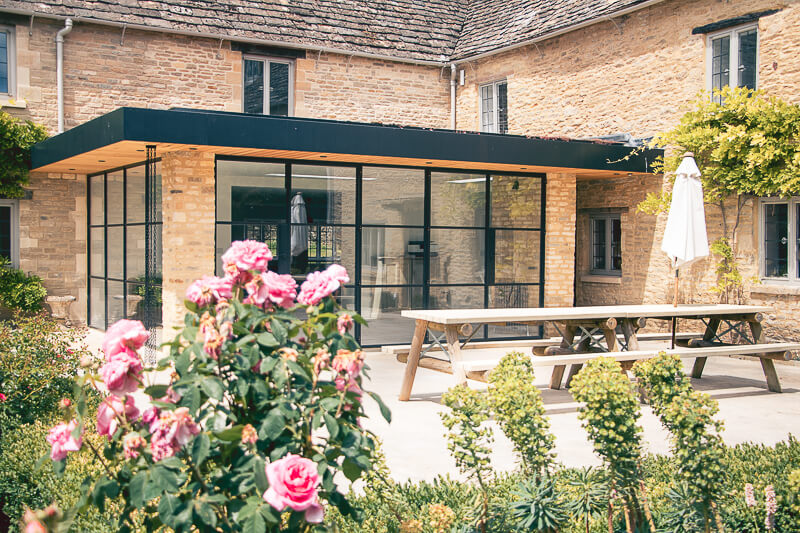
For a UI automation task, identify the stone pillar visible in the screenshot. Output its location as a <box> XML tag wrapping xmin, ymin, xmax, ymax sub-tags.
<box><xmin>161</xmin><ymin>151</ymin><xmax>216</xmax><ymax>336</ymax></box>
<box><xmin>544</xmin><ymin>173</ymin><xmax>577</xmax><ymax>308</ymax></box>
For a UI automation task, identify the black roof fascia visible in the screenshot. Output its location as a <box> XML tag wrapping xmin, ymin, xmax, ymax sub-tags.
<box><xmin>692</xmin><ymin>9</ymin><xmax>779</xmax><ymax>34</ymax></box>
<box><xmin>32</xmin><ymin>107</ymin><xmax>661</xmax><ymax>174</ymax></box>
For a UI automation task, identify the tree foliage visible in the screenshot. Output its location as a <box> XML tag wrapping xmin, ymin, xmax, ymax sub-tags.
<box><xmin>0</xmin><ymin>110</ymin><xmax>48</xmax><ymax>199</ymax></box>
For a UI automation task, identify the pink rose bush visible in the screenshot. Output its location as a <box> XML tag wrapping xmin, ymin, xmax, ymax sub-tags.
<box><xmin>41</xmin><ymin>240</ymin><xmax>387</xmax><ymax>532</ymax></box>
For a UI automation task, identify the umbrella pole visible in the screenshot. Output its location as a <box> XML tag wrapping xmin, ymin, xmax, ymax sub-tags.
<box><xmin>671</xmin><ymin>268</ymin><xmax>678</xmax><ymax>348</ymax></box>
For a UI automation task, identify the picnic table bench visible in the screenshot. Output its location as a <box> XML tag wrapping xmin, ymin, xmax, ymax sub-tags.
<box><xmin>397</xmin><ymin>304</ymin><xmax>800</xmax><ymax>400</ymax></box>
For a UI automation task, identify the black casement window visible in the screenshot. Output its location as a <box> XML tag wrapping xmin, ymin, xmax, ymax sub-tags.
<box><xmin>590</xmin><ymin>213</ymin><xmax>621</xmax><ymax>275</ymax></box>
<box><xmin>0</xmin><ymin>25</ymin><xmax>15</xmax><ymax>95</ymax></box>
<box><xmin>480</xmin><ymin>81</ymin><xmax>508</xmax><ymax>134</ymax></box>
<box><xmin>707</xmin><ymin>24</ymin><xmax>757</xmax><ymax>102</ymax></box>
<box><xmin>243</xmin><ymin>57</ymin><xmax>293</xmax><ymax>116</ymax></box>
<box><xmin>761</xmin><ymin>199</ymin><xmax>800</xmax><ymax>282</ymax></box>
<box><xmin>0</xmin><ymin>200</ymin><xmax>18</xmax><ymax>266</ymax></box>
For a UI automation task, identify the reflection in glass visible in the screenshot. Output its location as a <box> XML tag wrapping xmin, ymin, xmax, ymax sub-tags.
<box><xmin>126</xmin><ymin>166</ymin><xmax>145</xmax><ymax>224</ymax></box>
<box><xmin>360</xmin><ymin>287</ymin><xmax>423</xmax><ymax>345</ymax></box>
<box><xmin>290</xmin><ymin>226</ymin><xmax>355</xmax><ymax>278</ymax></box>
<box><xmin>108</xmin><ymin>281</ymin><xmax>125</xmax><ymax>324</ymax></box>
<box><xmin>431</xmin><ymin>172</ymin><xmax>485</xmax><ymax>227</ymax></box>
<box><xmin>90</xmin><ymin>228</ymin><xmax>104</xmax><ymax>277</ymax></box>
<box><xmin>361</xmin><ymin>227</ymin><xmax>424</xmax><ymax>285</ymax></box>
<box><xmin>362</xmin><ymin>167</ymin><xmax>424</xmax><ymax>225</ymax></box>
<box><xmin>126</xmin><ymin>225</ymin><xmax>146</xmax><ymax>280</ymax></box>
<box><xmin>107</xmin><ymin>227</ymin><xmax>124</xmax><ymax>279</ymax></box>
<box><xmin>90</xmin><ymin>282</ymin><xmax>105</xmax><ymax>329</ymax></box>
<box><xmin>494</xmin><ymin>230</ymin><xmax>540</xmax><ymax>284</ymax></box>
<box><xmin>291</xmin><ymin>165</ymin><xmax>356</xmax><ymax>225</ymax></box>
<box><xmin>430</xmin><ymin>228</ymin><xmax>485</xmax><ymax>284</ymax></box>
<box><xmin>429</xmin><ymin>285</ymin><xmax>483</xmax><ymax>310</ymax></box>
<box><xmin>244</xmin><ymin>59</ymin><xmax>264</xmax><ymax>114</ymax></box>
<box><xmin>270</xmin><ymin>62</ymin><xmax>290</xmax><ymax>116</ymax></box>
<box><xmin>738</xmin><ymin>29</ymin><xmax>757</xmax><ymax>90</ymax></box>
<box><xmin>764</xmin><ymin>203</ymin><xmax>788</xmax><ymax>277</ymax></box>
<box><xmin>90</xmin><ymin>175</ymin><xmax>104</xmax><ymax>225</ymax></box>
<box><xmin>491</xmin><ymin>176</ymin><xmax>541</xmax><ymax>228</ymax></box>
<box><xmin>106</xmin><ymin>171</ymin><xmax>124</xmax><ymax>225</ymax></box>
<box><xmin>488</xmin><ymin>285</ymin><xmax>540</xmax><ymax>338</ymax></box>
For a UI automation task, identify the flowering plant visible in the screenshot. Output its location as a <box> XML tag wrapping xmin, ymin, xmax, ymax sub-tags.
<box><xmin>44</xmin><ymin>240</ymin><xmax>389</xmax><ymax>532</ymax></box>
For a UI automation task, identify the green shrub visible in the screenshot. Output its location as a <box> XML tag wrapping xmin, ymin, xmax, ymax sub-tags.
<box><xmin>0</xmin><ymin>258</ymin><xmax>47</xmax><ymax>312</ymax></box>
<box><xmin>0</xmin><ymin>418</ymin><xmax>116</xmax><ymax>531</ymax></box>
<box><xmin>0</xmin><ymin>312</ymin><xmax>92</xmax><ymax>434</ymax></box>
<box><xmin>0</xmin><ymin>110</ymin><xmax>49</xmax><ymax>199</ymax></box>
<box><xmin>487</xmin><ymin>351</ymin><xmax>554</xmax><ymax>479</ymax></box>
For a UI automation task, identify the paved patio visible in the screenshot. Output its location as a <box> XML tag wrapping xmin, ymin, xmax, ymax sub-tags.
<box><xmin>358</xmin><ymin>345</ymin><xmax>800</xmax><ymax>482</ymax></box>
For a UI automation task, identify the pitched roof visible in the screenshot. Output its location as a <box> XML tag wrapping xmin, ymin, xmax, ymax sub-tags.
<box><xmin>452</xmin><ymin>0</ymin><xmax>657</xmax><ymax>59</ymax></box>
<box><xmin>2</xmin><ymin>0</ymin><xmax>662</xmax><ymax>63</ymax></box>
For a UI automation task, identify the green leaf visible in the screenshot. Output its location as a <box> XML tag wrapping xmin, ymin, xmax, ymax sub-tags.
<box><xmin>52</xmin><ymin>459</ymin><xmax>65</xmax><ymax>477</ymax></box>
<box><xmin>144</xmin><ymin>384</ymin><xmax>169</xmax><ymax>399</ymax></box>
<box><xmin>253</xmin><ymin>456</ymin><xmax>268</xmax><ymax>493</ymax></box>
<box><xmin>215</xmin><ymin>425</ymin><xmax>244</xmax><ymax>441</ymax></box>
<box><xmin>242</xmin><ymin>511</ymin><xmax>266</xmax><ymax>533</ymax></box>
<box><xmin>367</xmin><ymin>390</ymin><xmax>392</xmax><ymax>423</ymax></box>
<box><xmin>151</xmin><ymin>464</ymin><xmax>180</xmax><ymax>492</ymax></box>
<box><xmin>258</xmin><ymin>411</ymin><xmax>285</xmax><ymax>440</ymax></box>
<box><xmin>192</xmin><ymin>433</ymin><xmax>211</xmax><ymax>467</ymax></box>
<box><xmin>341</xmin><ymin>458</ymin><xmax>362</xmax><ymax>482</ymax></box>
<box><xmin>270</xmin><ymin>319</ymin><xmax>288</xmax><ymax>344</ymax></box>
<box><xmin>256</xmin><ymin>332</ymin><xmax>279</xmax><ymax>347</ymax></box>
<box><xmin>323</xmin><ymin>412</ymin><xmax>339</xmax><ymax>439</ymax></box>
<box><xmin>200</xmin><ymin>377</ymin><xmax>224</xmax><ymax>401</ymax></box>
<box><xmin>175</xmin><ymin>350</ymin><xmax>191</xmax><ymax>375</ymax></box>
<box><xmin>194</xmin><ymin>502</ymin><xmax>218</xmax><ymax>529</ymax></box>
<box><xmin>129</xmin><ymin>471</ymin><xmax>147</xmax><ymax>507</ymax></box>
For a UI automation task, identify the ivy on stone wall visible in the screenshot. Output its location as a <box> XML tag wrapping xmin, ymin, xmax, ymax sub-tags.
<box><xmin>0</xmin><ymin>110</ymin><xmax>48</xmax><ymax>199</ymax></box>
<box><xmin>638</xmin><ymin>87</ymin><xmax>800</xmax><ymax>302</ymax></box>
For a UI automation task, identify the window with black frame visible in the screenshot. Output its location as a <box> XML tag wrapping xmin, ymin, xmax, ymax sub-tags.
<box><xmin>215</xmin><ymin>158</ymin><xmax>544</xmax><ymax>347</ymax></box>
<box><xmin>589</xmin><ymin>213</ymin><xmax>622</xmax><ymax>276</ymax></box>
<box><xmin>88</xmin><ymin>163</ymin><xmax>162</xmax><ymax>330</ymax></box>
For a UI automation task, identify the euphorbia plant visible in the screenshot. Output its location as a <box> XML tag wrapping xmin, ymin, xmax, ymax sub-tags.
<box><xmin>42</xmin><ymin>240</ymin><xmax>390</xmax><ymax>532</ymax></box>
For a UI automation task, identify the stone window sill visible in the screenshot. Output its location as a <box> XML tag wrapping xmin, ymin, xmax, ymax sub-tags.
<box><xmin>0</xmin><ymin>97</ymin><xmax>26</xmax><ymax>109</ymax></box>
<box><xmin>750</xmin><ymin>283</ymin><xmax>800</xmax><ymax>297</ymax></box>
<box><xmin>580</xmin><ymin>274</ymin><xmax>622</xmax><ymax>284</ymax></box>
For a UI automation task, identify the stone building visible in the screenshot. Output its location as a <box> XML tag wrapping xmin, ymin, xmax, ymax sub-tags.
<box><xmin>0</xmin><ymin>0</ymin><xmax>798</xmax><ymax>344</ymax></box>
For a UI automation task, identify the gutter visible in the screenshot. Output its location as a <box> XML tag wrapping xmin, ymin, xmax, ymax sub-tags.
<box><xmin>55</xmin><ymin>18</ymin><xmax>72</xmax><ymax>133</ymax></box>
<box><xmin>0</xmin><ymin>7</ymin><xmax>445</xmax><ymax>67</ymax></box>
<box><xmin>450</xmin><ymin>0</ymin><xmax>668</xmax><ymax>64</ymax></box>
<box><xmin>449</xmin><ymin>64</ymin><xmax>457</xmax><ymax>129</ymax></box>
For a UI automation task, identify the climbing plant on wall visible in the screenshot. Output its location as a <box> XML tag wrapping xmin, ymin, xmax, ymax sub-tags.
<box><xmin>638</xmin><ymin>87</ymin><xmax>800</xmax><ymax>302</ymax></box>
<box><xmin>0</xmin><ymin>110</ymin><xmax>48</xmax><ymax>199</ymax></box>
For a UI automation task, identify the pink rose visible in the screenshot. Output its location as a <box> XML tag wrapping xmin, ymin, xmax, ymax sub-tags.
<box><xmin>99</xmin><ymin>349</ymin><xmax>143</xmax><ymax>395</ymax></box>
<box><xmin>25</xmin><ymin>521</ymin><xmax>47</xmax><ymax>533</ymax></box>
<box><xmin>46</xmin><ymin>420</ymin><xmax>82</xmax><ymax>461</ymax></box>
<box><xmin>332</xmin><ymin>349</ymin><xmax>364</xmax><ymax>378</ymax></box>
<box><xmin>337</xmin><ymin>314</ymin><xmax>354</xmax><ymax>335</ymax></box>
<box><xmin>186</xmin><ymin>275</ymin><xmax>233</xmax><ymax>307</ymax></box>
<box><xmin>263</xmin><ymin>454</ymin><xmax>324</xmax><ymax>523</ymax></box>
<box><xmin>123</xmin><ymin>433</ymin><xmax>146</xmax><ymax>459</ymax></box>
<box><xmin>297</xmin><ymin>264</ymin><xmax>349</xmax><ymax>306</ymax></box>
<box><xmin>97</xmin><ymin>395</ymin><xmax>140</xmax><ymax>439</ymax></box>
<box><xmin>0</xmin><ymin>392</ymin><xmax>6</xmax><ymax>402</ymax></box>
<box><xmin>142</xmin><ymin>406</ymin><xmax>161</xmax><ymax>432</ymax></box>
<box><xmin>245</xmin><ymin>271</ymin><xmax>298</xmax><ymax>308</ymax></box>
<box><xmin>325</xmin><ymin>264</ymin><xmax>350</xmax><ymax>284</ymax></box>
<box><xmin>102</xmin><ymin>319</ymin><xmax>149</xmax><ymax>359</ymax></box>
<box><xmin>149</xmin><ymin>407</ymin><xmax>200</xmax><ymax>462</ymax></box>
<box><xmin>222</xmin><ymin>240</ymin><xmax>273</xmax><ymax>279</ymax></box>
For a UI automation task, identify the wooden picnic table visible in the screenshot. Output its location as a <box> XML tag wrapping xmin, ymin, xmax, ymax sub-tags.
<box><xmin>397</xmin><ymin>304</ymin><xmax>793</xmax><ymax>401</ymax></box>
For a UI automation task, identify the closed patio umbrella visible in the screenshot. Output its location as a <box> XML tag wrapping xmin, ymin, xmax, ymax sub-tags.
<box><xmin>661</xmin><ymin>152</ymin><xmax>709</xmax><ymax>346</ymax></box>
<box><xmin>291</xmin><ymin>193</ymin><xmax>309</xmax><ymax>267</ymax></box>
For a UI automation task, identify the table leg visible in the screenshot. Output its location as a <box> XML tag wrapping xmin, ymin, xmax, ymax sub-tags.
<box><xmin>445</xmin><ymin>324</ymin><xmax>468</xmax><ymax>387</ymax></box>
<box><xmin>550</xmin><ymin>324</ymin><xmax>576</xmax><ymax>389</ymax></box>
<box><xmin>692</xmin><ymin>318</ymin><xmax>720</xmax><ymax>379</ymax></box>
<box><xmin>399</xmin><ymin>319</ymin><xmax>428</xmax><ymax>401</ymax></box>
<box><xmin>750</xmin><ymin>321</ymin><xmax>782</xmax><ymax>393</ymax></box>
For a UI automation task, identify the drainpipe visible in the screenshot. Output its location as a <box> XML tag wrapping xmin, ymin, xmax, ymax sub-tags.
<box><xmin>449</xmin><ymin>63</ymin><xmax>457</xmax><ymax>129</ymax></box>
<box><xmin>56</xmin><ymin>18</ymin><xmax>73</xmax><ymax>133</ymax></box>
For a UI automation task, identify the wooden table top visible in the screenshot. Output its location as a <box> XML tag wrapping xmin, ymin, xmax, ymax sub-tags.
<box><xmin>401</xmin><ymin>304</ymin><xmax>772</xmax><ymax>325</ymax></box>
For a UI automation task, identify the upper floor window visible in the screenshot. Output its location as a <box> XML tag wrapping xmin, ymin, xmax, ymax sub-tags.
<box><xmin>761</xmin><ymin>198</ymin><xmax>800</xmax><ymax>282</ymax></box>
<box><xmin>590</xmin><ymin>213</ymin><xmax>621</xmax><ymax>276</ymax></box>
<box><xmin>243</xmin><ymin>57</ymin><xmax>293</xmax><ymax>116</ymax></box>
<box><xmin>0</xmin><ymin>25</ymin><xmax>16</xmax><ymax>96</ymax></box>
<box><xmin>480</xmin><ymin>80</ymin><xmax>507</xmax><ymax>133</ymax></box>
<box><xmin>706</xmin><ymin>24</ymin><xmax>757</xmax><ymax>102</ymax></box>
